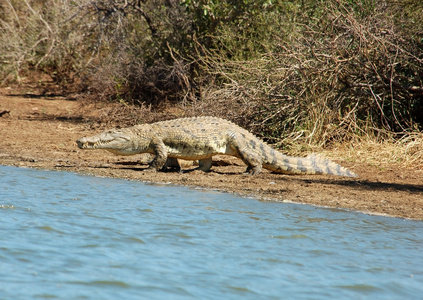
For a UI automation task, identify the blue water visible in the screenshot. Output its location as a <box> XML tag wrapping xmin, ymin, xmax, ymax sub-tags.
<box><xmin>0</xmin><ymin>165</ymin><xmax>422</xmax><ymax>299</ymax></box>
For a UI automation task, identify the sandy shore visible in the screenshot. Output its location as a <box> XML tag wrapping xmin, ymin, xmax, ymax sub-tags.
<box><xmin>1</xmin><ymin>91</ymin><xmax>422</xmax><ymax>219</ymax></box>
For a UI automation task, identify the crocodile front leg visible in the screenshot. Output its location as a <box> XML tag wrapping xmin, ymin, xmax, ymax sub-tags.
<box><xmin>161</xmin><ymin>157</ymin><xmax>181</xmax><ymax>172</ymax></box>
<box><xmin>197</xmin><ymin>157</ymin><xmax>212</xmax><ymax>172</ymax></box>
<box><xmin>148</xmin><ymin>138</ymin><xmax>168</xmax><ymax>171</ymax></box>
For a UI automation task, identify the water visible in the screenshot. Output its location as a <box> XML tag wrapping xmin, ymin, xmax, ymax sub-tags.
<box><xmin>0</xmin><ymin>165</ymin><xmax>422</xmax><ymax>299</ymax></box>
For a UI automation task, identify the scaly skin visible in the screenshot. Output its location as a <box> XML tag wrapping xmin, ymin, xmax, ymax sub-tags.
<box><xmin>76</xmin><ymin>116</ymin><xmax>357</xmax><ymax>177</ymax></box>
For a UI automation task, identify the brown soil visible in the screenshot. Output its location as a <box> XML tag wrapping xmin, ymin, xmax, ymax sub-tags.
<box><xmin>1</xmin><ymin>89</ymin><xmax>422</xmax><ymax>220</ymax></box>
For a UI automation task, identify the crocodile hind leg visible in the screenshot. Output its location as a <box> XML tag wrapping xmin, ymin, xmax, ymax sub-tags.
<box><xmin>243</xmin><ymin>161</ymin><xmax>262</xmax><ymax>175</ymax></box>
<box><xmin>231</xmin><ymin>137</ymin><xmax>263</xmax><ymax>175</ymax></box>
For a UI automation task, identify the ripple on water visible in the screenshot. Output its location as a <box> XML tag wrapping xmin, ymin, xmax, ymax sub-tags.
<box><xmin>0</xmin><ymin>165</ymin><xmax>422</xmax><ymax>300</ymax></box>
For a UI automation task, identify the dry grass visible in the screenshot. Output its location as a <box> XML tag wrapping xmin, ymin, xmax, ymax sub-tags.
<box><xmin>188</xmin><ymin>1</ymin><xmax>423</xmax><ymax>148</ymax></box>
<box><xmin>1</xmin><ymin>0</ymin><xmax>422</xmax><ymax>149</ymax></box>
<box><xmin>319</xmin><ymin>133</ymin><xmax>423</xmax><ymax>170</ymax></box>
<box><xmin>77</xmin><ymin>95</ymin><xmax>193</xmax><ymax>129</ymax></box>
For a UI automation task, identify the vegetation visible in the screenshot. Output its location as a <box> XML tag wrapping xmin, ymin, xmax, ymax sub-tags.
<box><xmin>1</xmin><ymin>0</ymin><xmax>422</xmax><ymax>147</ymax></box>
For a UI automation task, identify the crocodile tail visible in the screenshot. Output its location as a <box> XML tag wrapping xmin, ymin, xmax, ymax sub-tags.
<box><xmin>263</xmin><ymin>151</ymin><xmax>357</xmax><ymax>177</ymax></box>
<box><xmin>304</xmin><ymin>154</ymin><xmax>357</xmax><ymax>177</ymax></box>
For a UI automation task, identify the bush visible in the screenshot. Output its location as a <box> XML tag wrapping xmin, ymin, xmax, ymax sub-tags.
<box><xmin>192</xmin><ymin>0</ymin><xmax>423</xmax><ymax>145</ymax></box>
<box><xmin>1</xmin><ymin>0</ymin><xmax>422</xmax><ymax>146</ymax></box>
<box><xmin>0</xmin><ymin>0</ymin><xmax>89</xmax><ymax>86</ymax></box>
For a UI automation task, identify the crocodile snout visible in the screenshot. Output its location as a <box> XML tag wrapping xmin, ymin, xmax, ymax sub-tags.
<box><xmin>76</xmin><ymin>138</ymin><xmax>91</xmax><ymax>149</ymax></box>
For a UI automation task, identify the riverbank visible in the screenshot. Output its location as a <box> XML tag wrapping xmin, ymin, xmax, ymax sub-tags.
<box><xmin>1</xmin><ymin>90</ymin><xmax>422</xmax><ymax>219</ymax></box>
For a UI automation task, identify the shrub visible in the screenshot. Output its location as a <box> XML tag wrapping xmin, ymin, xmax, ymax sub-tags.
<box><xmin>1</xmin><ymin>0</ymin><xmax>422</xmax><ymax>146</ymax></box>
<box><xmin>192</xmin><ymin>0</ymin><xmax>423</xmax><ymax>146</ymax></box>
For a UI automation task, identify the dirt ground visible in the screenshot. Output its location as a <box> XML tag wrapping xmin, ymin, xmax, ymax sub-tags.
<box><xmin>1</xmin><ymin>89</ymin><xmax>422</xmax><ymax>220</ymax></box>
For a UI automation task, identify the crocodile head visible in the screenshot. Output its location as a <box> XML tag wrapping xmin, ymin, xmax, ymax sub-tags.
<box><xmin>76</xmin><ymin>128</ymin><xmax>140</xmax><ymax>155</ymax></box>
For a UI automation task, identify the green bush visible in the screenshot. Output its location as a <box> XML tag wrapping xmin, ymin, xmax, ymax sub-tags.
<box><xmin>1</xmin><ymin>0</ymin><xmax>422</xmax><ymax>145</ymax></box>
<box><xmin>191</xmin><ymin>0</ymin><xmax>423</xmax><ymax>145</ymax></box>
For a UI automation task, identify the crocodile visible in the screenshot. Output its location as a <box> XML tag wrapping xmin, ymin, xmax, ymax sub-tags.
<box><xmin>76</xmin><ymin>116</ymin><xmax>357</xmax><ymax>177</ymax></box>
